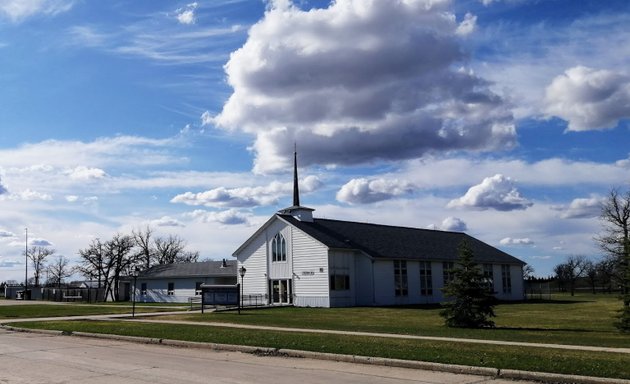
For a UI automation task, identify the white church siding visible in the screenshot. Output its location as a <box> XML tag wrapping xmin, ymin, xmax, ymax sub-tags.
<box><xmin>292</xmin><ymin>225</ymin><xmax>330</xmax><ymax>307</ymax></box>
<box><xmin>236</xmin><ymin>228</ymin><xmax>270</xmax><ymax>300</ymax></box>
<box><xmin>354</xmin><ymin>254</ymin><xmax>374</xmax><ymax>306</ymax></box>
<box><xmin>328</xmin><ymin>250</ymin><xmax>356</xmax><ymax>307</ymax></box>
<box><xmin>372</xmin><ymin>259</ymin><xmax>394</xmax><ymax>305</ymax></box>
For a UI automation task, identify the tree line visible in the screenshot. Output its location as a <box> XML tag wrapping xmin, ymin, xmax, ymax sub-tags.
<box><xmin>442</xmin><ymin>188</ymin><xmax>629</xmax><ymax>332</ymax></box>
<box><xmin>551</xmin><ymin>189</ymin><xmax>630</xmax><ymax>331</ymax></box>
<box><xmin>17</xmin><ymin>226</ymin><xmax>199</xmax><ymax>301</ymax></box>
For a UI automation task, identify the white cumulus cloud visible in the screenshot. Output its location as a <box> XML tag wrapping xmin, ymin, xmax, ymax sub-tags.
<box><xmin>440</xmin><ymin>216</ymin><xmax>468</xmax><ymax>232</ymax></box>
<box><xmin>336</xmin><ymin>178</ymin><xmax>414</xmax><ymax>204</ymax></box>
<box><xmin>552</xmin><ymin>196</ymin><xmax>604</xmax><ymax>219</ymax></box>
<box><xmin>171</xmin><ymin>176</ymin><xmax>322</xmax><ymax>208</ymax></box>
<box><xmin>500</xmin><ymin>237</ymin><xmax>534</xmax><ymax>246</ymax></box>
<box><xmin>2</xmin><ymin>189</ymin><xmax>53</xmax><ymax>201</ymax></box>
<box><xmin>175</xmin><ymin>2</ymin><xmax>197</xmax><ymax>25</ymax></box>
<box><xmin>213</xmin><ymin>0</ymin><xmax>515</xmax><ymax>173</ymax></box>
<box><xmin>456</xmin><ymin>13</ymin><xmax>477</xmax><ymax>36</ymax></box>
<box><xmin>545</xmin><ymin>66</ymin><xmax>630</xmax><ymax>131</ymax></box>
<box><xmin>149</xmin><ymin>216</ymin><xmax>185</xmax><ymax>227</ymax></box>
<box><xmin>65</xmin><ymin>166</ymin><xmax>107</xmax><ymax>180</ymax></box>
<box><xmin>30</xmin><ymin>238</ymin><xmax>53</xmax><ymax>247</ymax></box>
<box><xmin>0</xmin><ymin>230</ymin><xmax>15</xmax><ymax>238</ymax></box>
<box><xmin>185</xmin><ymin>209</ymin><xmax>250</xmax><ymax>225</ymax></box>
<box><xmin>448</xmin><ymin>174</ymin><xmax>532</xmax><ymax>211</ymax></box>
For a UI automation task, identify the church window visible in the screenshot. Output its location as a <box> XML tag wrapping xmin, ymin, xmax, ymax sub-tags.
<box><xmin>419</xmin><ymin>261</ymin><xmax>433</xmax><ymax>296</ymax></box>
<box><xmin>443</xmin><ymin>262</ymin><xmax>455</xmax><ymax>286</ymax></box>
<box><xmin>272</xmin><ymin>233</ymin><xmax>287</xmax><ymax>262</ymax></box>
<box><xmin>483</xmin><ymin>264</ymin><xmax>494</xmax><ymax>291</ymax></box>
<box><xmin>394</xmin><ymin>260</ymin><xmax>408</xmax><ymax>296</ymax></box>
<box><xmin>501</xmin><ymin>265</ymin><xmax>512</xmax><ymax>294</ymax></box>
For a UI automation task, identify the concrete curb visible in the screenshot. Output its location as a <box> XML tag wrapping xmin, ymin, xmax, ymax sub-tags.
<box><xmin>3</xmin><ymin>325</ymin><xmax>629</xmax><ymax>384</ymax></box>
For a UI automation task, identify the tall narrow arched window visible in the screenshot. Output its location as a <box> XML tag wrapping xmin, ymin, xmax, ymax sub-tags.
<box><xmin>272</xmin><ymin>233</ymin><xmax>286</xmax><ymax>262</ymax></box>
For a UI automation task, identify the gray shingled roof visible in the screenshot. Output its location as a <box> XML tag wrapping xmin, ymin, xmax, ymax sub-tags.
<box><xmin>137</xmin><ymin>260</ymin><xmax>237</xmax><ymax>279</ymax></box>
<box><xmin>279</xmin><ymin>215</ymin><xmax>524</xmax><ymax>265</ymax></box>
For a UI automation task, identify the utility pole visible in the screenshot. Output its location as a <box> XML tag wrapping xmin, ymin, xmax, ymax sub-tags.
<box><xmin>24</xmin><ymin>227</ymin><xmax>28</xmax><ymax>300</ymax></box>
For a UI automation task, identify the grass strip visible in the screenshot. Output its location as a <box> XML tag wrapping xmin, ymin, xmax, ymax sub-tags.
<box><xmin>15</xmin><ymin>320</ymin><xmax>630</xmax><ymax>380</ymax></box>
<box><xmin>0</xmin><ymin>304</ymin><xmax>176</xmax><ymax>319</ymax></box>
<box><xmin>159</xmin><ymin>303</ymin><xmax>630</xmax><ymax>349</ymax></box>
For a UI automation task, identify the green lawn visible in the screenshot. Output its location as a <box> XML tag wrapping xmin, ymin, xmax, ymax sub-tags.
<box><xmin>160</xmin><ymin>293</ymin><xmax>630</xmax><ymax>348</ymax></box>
<box><xmin>15</xmin><ymin>320</ymin><xmax>630</xmax><ymax>380</ymax></box>
<box><xmin>0</xmin><ymin>303</ymin><xmax>184</xmax><ymax>319</ymax></box>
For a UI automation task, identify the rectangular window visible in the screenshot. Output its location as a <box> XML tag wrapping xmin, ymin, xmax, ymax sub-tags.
<box><xmin>443</xmin><ymin>262</ymin><xmax>455</xmax><ymax>286</ymax></box>
<box><xmin>329</xmin><ymin>274</ymin><xmax>350</xmax><ymax>291</ymax></box>
<box><xmin>483</xmin><ymin>264</ymin><xmax>494</xmax><ymax>291</ymax></box>
<box><xmin>394</xmin><ymin>260</ymin><xmax>408</xmax><ymax>296</ymax></box>
<box><xmin>167</xmin><ymin>282</ymin><xmax>175</xmax><ymax>296</ymax></box>
<box><xmin>419</xmin><ymin>261</ymin><xmax>433</xmax><ymax>296</ymax></box>
<box><xmin>195</xmin><ymin>282</ymin><xmax>203</xmax><ymax>296</ymax></box>
<box><xmin>501</xmin><ymin>265</ymin><xmax>512</xmax><ymax>294</ymax></box>
<box><xmin>140</xmin><ymin>283</ymin><xmax>147</xmax><ymax>296</ymax></box>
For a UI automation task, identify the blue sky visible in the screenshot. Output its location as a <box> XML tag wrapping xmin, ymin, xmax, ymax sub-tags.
<box><xmin>1</xmin><ymin>0</ymin><xmax>629</xmax><ymax>282</ymax></box>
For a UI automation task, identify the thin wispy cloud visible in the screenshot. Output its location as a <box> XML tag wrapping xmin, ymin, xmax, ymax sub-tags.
<box><xmin>0</xmin><ymin>0</ymin><xmax>75</xmax><ymax>23</ymax></box>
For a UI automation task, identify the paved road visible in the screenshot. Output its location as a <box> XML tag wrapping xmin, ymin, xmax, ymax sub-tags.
<box><xmin>0</xmin><ymin>329</ymin><xmax>532</xmax><ymax>384</ymax></box>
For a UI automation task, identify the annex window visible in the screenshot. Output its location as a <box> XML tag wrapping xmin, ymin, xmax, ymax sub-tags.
<box><xmin>329</xmin><ymin>274</ymin><xmax>350</xmax><ymax>291</ymax></box>
<box><xmin>394</xmin><ymin>260</ymin><xmax>408</xmax><ymax>296</ymax></box>
<box><xmin>272</xmin><ymin>233</ymin><xmax>287</xmax><ymax>262</ymax></box>
<box><xmin>195</xmin><ymin>282</ymin><xmax>203</xmax><ymax>296</ymax></box>
<box><xmin>442</xmin><ymin>262</ymin><xmax>455</xmax><ymax>286</ymax></box>
<box><xmin>140</xmin><ymin>282</ymin><xmax>147</xmax><ymax>296</ymax></box>
<box><xmin>419</xmin><ymin>261</ymin><xmax>433</xmax><ymax>296</ymax></box>
<box><xmin>483</xmin><ymin>264</ymin><xmax>494</xmax><ymax>291</ymax></box>
<box><xmin>501</xmin><ymin>265</ymin><xmax>512</xmax><ymax>294</ymax></box>
<box><xmin>167</xmin><ymin>282</ymin><xmax>175</xmax><ymax>296</ymax></box>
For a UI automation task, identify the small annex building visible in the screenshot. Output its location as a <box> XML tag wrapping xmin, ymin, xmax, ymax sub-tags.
<box><xmin>135</xmin><ymin>260</ymin><xmax>237</xmax><ymax>303</ymax></box>
<box><xmin>233</xmin><ymin>152</ymin><xmax>525</xmax><ymax>308</ymax></box>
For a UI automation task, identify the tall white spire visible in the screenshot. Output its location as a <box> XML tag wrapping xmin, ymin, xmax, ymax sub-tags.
<box><xmin>293</xmin><ymin>145</ymin><xmax>300</xmax><ymax>207</ymax></box>
<box><xmin>278</xmin><ymin>145</ymin><xmax>314</xmax><ymax>222</ymax></box>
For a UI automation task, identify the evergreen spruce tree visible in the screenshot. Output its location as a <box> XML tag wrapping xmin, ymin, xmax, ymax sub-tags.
<box><xmin>440</xmin><ymin>241</ymin><xmax>496</xmax><ymax>328</ymax></box>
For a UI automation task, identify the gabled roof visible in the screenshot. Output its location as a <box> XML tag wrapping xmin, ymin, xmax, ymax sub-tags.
<box><xmin>279</xmin><ymin>215</ymin><xmax>525</xmax><ymax>265</ymax></box>
<box><xmin>137</xmin><ymin>260</ymin><xmax>237</xmax><ymax>279</ymax></box>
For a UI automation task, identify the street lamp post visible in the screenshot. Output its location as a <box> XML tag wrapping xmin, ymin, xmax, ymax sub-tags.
<box><xmin>132</xmin><ymin>267</ymin><xmax>139</xmax><ymax>318</ymax></box>
<box><xmin>238</xmin><ymin>266</ymin><xmax>246</xmax><ymax>314</ymax></box>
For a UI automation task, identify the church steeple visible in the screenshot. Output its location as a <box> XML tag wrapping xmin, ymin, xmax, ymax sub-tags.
<box><xmin>293</xmin><ymin>148</ymin><xmax>300</xmax><ymax>207</ymax></box>
<box><xmin>278</xmin><ymin>145</ymin><xmax>314</xmax><ymax>222</ymax></box>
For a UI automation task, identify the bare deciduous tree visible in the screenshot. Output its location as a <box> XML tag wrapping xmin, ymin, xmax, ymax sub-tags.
<box><xmin>104</xmin><ymin>234</ymin><xmax>137</xmax><ymax>301</ymax></box>
<box><xmin>153</xmin><ymin>234</ymin><xmax>199</xmax><ymax>265</ymax></box>
<box><xmin>596</xmin><ymin>188</ymin><xmax>630</xmax><ymax>331</ymax></box>
<box><xmin>553</xmin><ymin>255</ymin><xmax>589</xmax><ymax>296</ymax></box>
<box><xmin>26</xmin><ymin>246</ymin><xmax>55</xmax><ymax>286</ymax></box>
<box><xmin>77</xmin><ymin>238</ymin><xmax>108</xmax><ymax>289</ymax></box>
<box><xmin>47</xmin><ymin>256</ymin><xmax>73</xmax><ymax>288</ymax></box>
<box><xmin>132</xmin><ymin>226</ymin><xmax>154</xmax><ymax>270</ymax></box>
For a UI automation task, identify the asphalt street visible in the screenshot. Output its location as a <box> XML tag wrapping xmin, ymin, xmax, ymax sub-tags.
<box><xmin>0</xmin><ymin>329</ymin><xmax>534</xmax><ymax>384</ymax></box>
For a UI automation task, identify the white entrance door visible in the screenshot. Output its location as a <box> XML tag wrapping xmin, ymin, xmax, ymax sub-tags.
<box><xmin>269</xmin><ymin>279</ymin><xmax>292</xmax><ymax>304</ymax></box>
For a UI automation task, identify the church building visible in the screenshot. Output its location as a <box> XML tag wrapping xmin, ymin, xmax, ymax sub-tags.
<box><xmin>233</xmin><ymin>153</ymin><xmax>525</xmax><ymax>307</ymax></box>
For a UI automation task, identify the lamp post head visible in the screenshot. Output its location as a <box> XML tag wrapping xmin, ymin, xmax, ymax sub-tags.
<box><xmin>239</xmin><ymin>266</ymin><xmax>246</xmax><ymax>278</ymax></box>
<box><xmin>132</xmin><ymin>266</ymin><xmax>140</xmax><ymax>278</ymax></box>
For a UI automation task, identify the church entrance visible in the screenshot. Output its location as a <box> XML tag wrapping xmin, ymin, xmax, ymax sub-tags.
<box><xmin>269</xmin><ymin>279</ymin><xmax>292</xmax><ymax>305</ymax></box>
